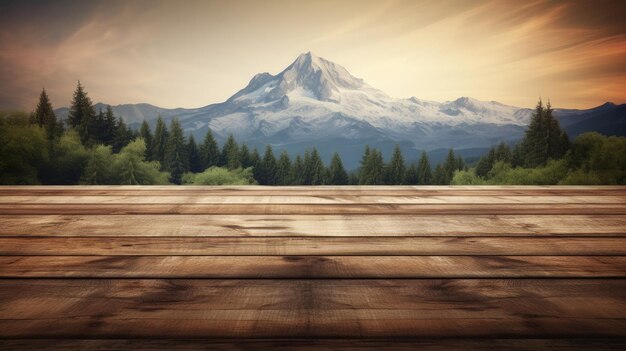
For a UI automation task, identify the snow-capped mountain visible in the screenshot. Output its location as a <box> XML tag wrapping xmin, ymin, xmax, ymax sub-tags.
<box><xmin>168</xmin><ymin>52</ymin><xmax>534</xmax><ymax>162</ymax></box>
<box><xmin>55</xmin><ymin>52</ymin><xmax>624</xmax><ymax>168</ymax></box>
<box><xmin>184</xmin><ymin>52</ymin><xmax>531</xmax><ymax>139</ymax></box>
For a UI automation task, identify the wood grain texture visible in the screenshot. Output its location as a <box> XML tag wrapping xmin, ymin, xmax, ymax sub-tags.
<box><xmin>2</xmin><ymin>236</ymin><xmax>625</xmax><ymax>255</ymax></box>
<box><xmin>4</xmin><ymin>195</ymin><xmax>626</xmax><ymax>204</ymax></box>
<box><xmin>2</xmin><ymin>214</ymin><xmax>625</xmax><ymax>237</ymax></box>
<box><xmin>1</xmin><ymin>255</ymin><xmax>624</xmax><ymax>278</ymax></box>
<box><xmin>2</xmin><ymin>203</ymin><xmax>625</xmax><ymax>215</ymax></box>
<box><xmin>2</xmin><ymin>184</ymin><xmax>625</xmax><ymax>196</ymax></box>
<box><xmin>1</xmin><ymin>279</ymin><xmax>625</xmax><ymax>338</ymax></box>
<box><xmin>2</xmin><ymin>339</ymin><xmax>626</xmax><ymax>351</ymax></box>
<box><xmin>1</xmin><ymin>185</ymin><xmax>625</xmax><ymax>349</ymax></box>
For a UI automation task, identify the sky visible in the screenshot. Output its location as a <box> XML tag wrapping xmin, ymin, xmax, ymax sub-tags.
<box><xmin>0</xmin><ymin>0</ymin><xmax>625</xmax><ymax>110</ymax></box>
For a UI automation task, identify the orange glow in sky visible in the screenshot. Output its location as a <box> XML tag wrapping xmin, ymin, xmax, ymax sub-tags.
<box><xmin>1</xmin><ymin>0</ymin><xmax>625</xmax><ymax>110</ymax></box>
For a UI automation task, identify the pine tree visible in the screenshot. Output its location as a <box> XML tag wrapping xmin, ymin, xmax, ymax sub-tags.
<box><xmin>152</xmin><ymin>117</ymin><xmax>168</xmax><ymax>165</ymax></box>
<box><xmin>386</xmin><ymin>145</ymin><xmax>406</xmax><ymax>184</ymax></box>
<box><xmin>524</xmin><ymin>99</ymin><xmax>548</xmax><ymax>167</ymax></box>
<box><xmin>456</xmin><ymin>155</ymin><xmax>466</xmax><ymax>171</ymax></box>
<box><xmin>199</xmin><ymin>129</ymin><xmax>219</xmax><ymax>170</ymax></box>
<box><xmin>258</xmin><ymin>145</ymin><xmax>277</xmax><ymax>185</ymax></box>
<box><xmin>292</xmin><ymin>154</ymin><xmax>304</xmax><ymax>185</ymax></box>
<box><xmin>443</xmin><ymin>149</ymin><xmax>457</xmax><ymax>184</ymax></box>
<box><xmin>164</xmin><ymin>119</ymin><xmax>188</xmax><ymax>184</ymax></box>
<box><xmin>358</xmin><ymin>145</ymin><xmax>371</xmax><ymax>184</ymax></box>
<box><xmin>249</xmin><ymin>147</ymin><xmax>261</xmax><ymax>180</ymax></box>
<box><xmin>139</xmin><ymin>121</ymin><xmax>153</xmax><ymax>160</ymax></box>
<box><xmin>495</xmin><ymin>142</ymin><xmax>512</xmax><ymax>163</ymax></box>
<box><xmin>475</xmin><ymin>148</ymin><xmax>496</xmax><ymax>178</ymax></box>
<box><xmin>511</xmin><ymin>142</ymin><xmax>524</xmax><ymax>167</ymax></box>
<box><xmin>67</xmin><ymin>82</ymin><xmax>86</xmax><ymax>128</ymax></box>
<box><xmin>239</xmin><ymin>144</ymin><xmax>251</xmax><ymax>168</ymax></box>
<box><xmin>302</xmin><ymin>150</ymin><xmax>312</xmax><ymax>185</ymax></box>
<box><xmin>221</xmin><ymin>134</ymin><xmax>240</xmax><ymax>169</ymax></box>
<box><xmin>433</xmin><ymin>164</ymin><xmax>447</xmax><ymax>185</ymax></box>
<box><xmin>520</xmin><ymin>99</ymin><xmax>570</xmax><ymax>167</ymax></box>
<box><xmin>67</xmin><ymin>81</ymin><xmax>96</xmax><ymax>144</ymax></box>
<box><xmin>328</xmin><ymin>152</ymin><xmax>348</xmax><ymax>185</ymax></box>
<box><xmin>276</xmin><ymin>151</ymin><xmax>293</xmax><ymax>185</ymax></box>
<box><xmin>304</xmin><ymin>148</ymin><xmax>326</xmax><ymax>185</ymax></box>
<box><xmin>187</xmin><ymin>135</ymin><xmax>201</xmax><ymax>173</ymax></box>
<box><xmin>405</xmin><ymin>163</ymin><xmax>419</xmax><ymax>184</ymax></box>
<box><xmin>360</xmin><ymin>148</ymin><xmax>384</xmax><ymax>185</ymax></box>
<box><xmin>557</xmin><ymin>131</ymin><xmax>571</xmax><ymax>159</ymax></box>
<box><xmin>86</xmin><ymin>108</ymin><xmax>105</xmax><ymax>146</ymax></box>
<box><xmin>545</xmin><ymin>101</ymin><xmax>570</xmax><ymax>160</ymax></box>
<box><xmin>33</xmin><ymin>88</ymin><xmax>59</xmax><ymax>139</ymax></box>
<box><xmin>348</xmin><ymin>172</ymin><xmax>359</xmax><ymax>185</ymax></box>
<box><xmin>103</xmin><ymin>105</ymin><xmax>116</xmax><ymax>145</ymax></box>
<box><xmin>90</xmin><ymin>109</ymin><xmax>106</xmax><ymax>145</ymax></box>
<box><xmin>111</xmin><ymin>117</ymin><xmax>132</xmax><ymax>153</ymax></box>
<box><xmin>416</xmin><ymin>151</ymin><xmax>432</xmax><ymax>185</ymax></box>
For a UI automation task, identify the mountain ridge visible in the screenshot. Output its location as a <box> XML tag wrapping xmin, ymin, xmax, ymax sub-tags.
<box><xmin>54</xmin><ymin>52</ymin><xmax>625</xmax><ymax>168</ymax></box>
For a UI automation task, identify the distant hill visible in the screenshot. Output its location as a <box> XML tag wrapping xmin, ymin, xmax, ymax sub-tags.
<box><xmin>556</xmin><ymin>103</ymin><xmax>626</xmax><ymax>138</ymax></box>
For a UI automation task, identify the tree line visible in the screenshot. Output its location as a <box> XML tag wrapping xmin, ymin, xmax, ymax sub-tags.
<box><xmin>135</xmin><ymin>118</ymin><xmax>466</xmax><ymax>185</ymax></box>
<box><xmin>2</xmin><ymin>83</ymin><xmax>623</xmax><ymax>185</ymax></box>
<box><xmin>3</xmin><ymin>81</ymin><xmax>470</xmax><ymax>185</ymax></box>
<box><xmin>452</xmin><ymin>99</ymin><xmax>625</xmax><ymax>185</ymax></box>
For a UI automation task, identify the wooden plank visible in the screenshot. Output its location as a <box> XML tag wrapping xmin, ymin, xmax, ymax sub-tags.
<box><xmin>4</xmin><ymin>185</ymin><xmax>625</xmax><ymax>189</ymax></box>
<box><xmin>3</xmin><ymin>195</ymin><xmax>626</xmax><ymax>204</ymax></box>
<box><xmin>2</xmin><ymin>338</ymin><xmax>625</xmax><ymax>351</ymax></box>
<box><xmin>0</xmin><ymin>279</ymin><xmax>624</xmax><ymax>338</ymax></box>
<box><xmin>1</xmin><ymin>237</ymin><xmax>624</xmax><ymax>255</ymax></box>
<box><xmin>1</xmin><ymin>256</ymin><xmax>624</xmax><ymax>278</ymax></box>
<box><xmin>2</xmin><ymin>214</ymin><xmax>625</xmax><ymax>237</ymax></box>
<box><xmin>1</xmin><ymin>186</ymin><xmax>624</xmax><ymax>346</ymax></box>
<box><xmin>1</xmin><ymin>185</ymin><xmax>625</xmax><ymax>197</ymax></box>
<box><xmin>2</xmin><ymin>203</ymin><xmax>625</xmax><ymax>215</ymax></box>
<box><xmin>5</xmin><ymin>189</ymin><xmax>626</xmax><ymax>196</ymax></box>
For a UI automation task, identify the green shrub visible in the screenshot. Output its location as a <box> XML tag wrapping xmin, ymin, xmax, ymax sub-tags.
<box><xmin>183</xmin><ymin>166</ymin><xmax>256</xmax><ymax>185</ymax></box>
<box><xmin>113</xmin><ymin>139</ymin><xmax>170</xmax><ymax>185</ymax></box>
<box><xmin>43</xmin><ymin>130</ymin><xmax>90</xmax><ymax>184</ymax></box>
<box><xmin>0</xmin><ymin>112</ymin><xmax>48</xmax><ymax>184</ymax></box>
<box><xmin>559</xmin><ymin>169</ymin><xmax>603</xmax><ymax>185</ymax></box>
<box><xmin>450</xmin><ymin>169</ymin><xmax>487</xmax><ymax>185</ymax></box>
<box><xmin>565</xmin><ymin>132</ymin><xmax>626</xmax><ymax>184</ymax></box>
<box><xmin>487</xmin><ymin>160</ymin><xmax>568</xmax><ymax>185</ymax></box>
<box><xmin>81</xmin><ymin>145</ymin><xmax>115</xmax><ymax>185</ymax></box>
<box><xmin>80</xmin><ymin>139</ymin><xmax>170</xmax><ymax>185</ymax></box>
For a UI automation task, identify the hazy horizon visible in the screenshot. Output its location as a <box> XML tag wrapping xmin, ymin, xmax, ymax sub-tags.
<box><xmin>1</xmin><ymin>0</ymin><xmax>625</xmax><ymax>111</ymax></box>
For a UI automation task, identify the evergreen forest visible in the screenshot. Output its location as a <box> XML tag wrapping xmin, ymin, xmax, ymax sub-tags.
<box><xmin>1</xmin><ymin>83</ymin><xmax>624</xmax><ymax>185</ymax></box>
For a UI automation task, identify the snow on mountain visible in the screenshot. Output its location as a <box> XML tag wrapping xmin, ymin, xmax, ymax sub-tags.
<box><xmin>54</xmin><ymin>52</ymin><xmax>621</xmax><ymax>168</ymax></box>
<box><xmin>170</xmin><ymin>52</ymin><xmax>533</xmax><ymax>147</ymax></box>
<box><xmin>218</xmin><ymin>52</ymin><xmax>529</xmax><ymax>130</ymax></box>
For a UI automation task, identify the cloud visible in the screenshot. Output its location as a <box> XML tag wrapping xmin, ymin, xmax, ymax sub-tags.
<box><xmin>0</xmin><ymin>0</ymin><xmax>624</xmax><ymax>110</ymax></box>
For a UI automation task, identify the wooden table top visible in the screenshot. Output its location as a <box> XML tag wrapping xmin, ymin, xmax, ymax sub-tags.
<box><xmin>1</xmin><ymin>186</ymin><xmax>625</xmax><ymax>350</ymax></box>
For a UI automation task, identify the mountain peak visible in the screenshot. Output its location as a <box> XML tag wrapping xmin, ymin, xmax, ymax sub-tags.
<box><xmin>294</xmin><ymin>51</ymin><xmax>314</xmax><ymax>61</ymax></box>
<box><xmin>229</xmin><ymin>52</ymin><xmax>370</xmax><ymax>104</ymax></box>
<box><xmin>268</xmin><ymin>52</ymin><xmax>365</xmax><ymax>102</ymax></box>
<box><xmin>289</xmin><ymin>51</ymin><xmax>319</xmax><ymax>73</ymax></box>
<box><xmin>599</xmin><ymin>102</ymin><xmax>616</xmax><ymax>108</ymax></box>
